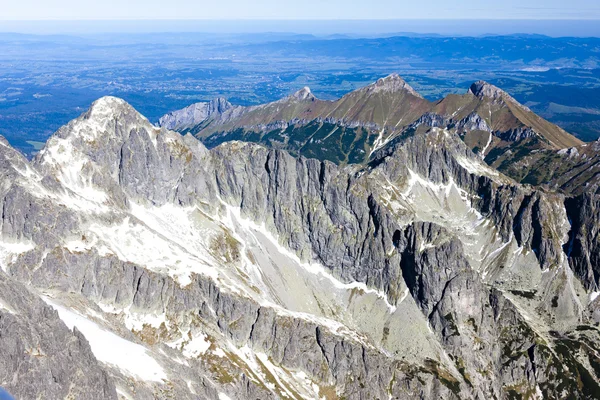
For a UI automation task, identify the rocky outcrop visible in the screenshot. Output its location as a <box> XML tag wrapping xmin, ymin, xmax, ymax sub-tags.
<box><xmin>286</xmin><ymin>86</ymin><xmax>315</xmax><ymax>102</ymax></box>
<box><xmin>469</xmin><ymin>81</ymin><xmax>516</xmax><ymax>103</ymax></box>
<box><xmin>368</xmin><ymin>73</ymin><xmax>425</xmax><ymax>98</ymax></box>
<box><xmin>408</xmin><ymin>112</ymin><xmax>450</xmax><ymax>130</ymax></box>
<box><xmin>455</xmin><ymin>112</ymin><xmax>491</xmax><ymax>133</ymax></box>
<box><xmin>494</xmin><ymin>127</ymin><xmax>538</xmax><ymax>142</ymax></box>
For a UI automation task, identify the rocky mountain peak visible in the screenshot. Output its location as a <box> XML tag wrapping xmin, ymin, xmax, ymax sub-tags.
<box><xmin>366</xmin><ymin>73</ymin><xmax>424</xmax><ymax>98</ymax></box>
<box><xmin>64</xmin><ymin>97</ymin><xmax>155</xmax><ymax>144</ymax></box>
<box><xmin>85</xmin><ymin>96</ymin><xmax>139</xmax><ymax>120</ymax></box>
<box><xmin>468</xmin><ymin>81</ymin><xmax>509</xmax><ymax>100</ymax></box>
<box><xmin>36</xmin><ymin>96</ymin><xmax>159</xmax><ymax>188</ymax></box>
<box><xmin>468</xmin><ymin>80</ymin><xmax>536</xmax><ymax>114</ymax></box>
<box><xmin>289</xmin><ymin>86</ymin><xmax>315</xmax><ymax>101</ymax></box>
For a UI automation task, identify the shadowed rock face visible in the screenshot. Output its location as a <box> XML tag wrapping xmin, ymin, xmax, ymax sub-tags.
<box><xmin>565</xmin><ymin>194</ymin><xmax>600</xmax><ymax>292</ymax></box>
<box><xmin>1</xmin><ymin>96</ymin><xmax>600</xmax><ymax>399</ymax></box>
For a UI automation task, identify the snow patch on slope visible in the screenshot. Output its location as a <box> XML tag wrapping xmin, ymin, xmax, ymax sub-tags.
<box><xmin>66</xmin><ymin>204</ymin><xmax>221</xmax><ymax>286</ymax></box>
<box><xmin>0</xmin><ymin>239</ymin><xmax>35</xmax><ymax>272</ymax></box>
<box><xmin>39</xmin><ymin>137</ymin><xmax>108</xmax><ymax>206</ymax></box>
<box><xmin>43</xmin><ymin>297</ymin><xmax>167</xmax><ymax>382</ymax></box>
<box><xmin>0</xmin><ymin>297</ymin><xmax>16</xmax><ymax>314</ymax></box>
<box><xmin>227</xmin><ymin>344</ymin><xmax>322</xmax><ymax>399</ymax></box>
<box><xmin>220</xmin><ymin>201</ymin><xmax>398</xmax><ymax>313</ymax></box>
<box><xmin>455</xmin><ymin>155</ymin><xmax>501</xmax><ymax>180</ymax></box>
<box><xmin>182</xmin><ymin>333</ymin><xmax>211</xmax><ymax>358</ymax></box>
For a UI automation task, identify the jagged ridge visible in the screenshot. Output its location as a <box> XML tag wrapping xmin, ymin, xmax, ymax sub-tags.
<box><xmin>0</xmin><ymin>96</ymin><xmax>600</xmax><ymax>399</ymax></box>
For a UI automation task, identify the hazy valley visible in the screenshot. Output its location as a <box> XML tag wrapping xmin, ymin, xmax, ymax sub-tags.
<box><xmin>2</xmin><ymin>32</ymin><xmax>600</xmax><ymax>157</ymax></box>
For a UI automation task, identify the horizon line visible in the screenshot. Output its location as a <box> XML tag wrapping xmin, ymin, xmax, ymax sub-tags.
<box><xmin>3</xmin><ymin>17</ymin><xmax>600</xmax><ymax>22</ymax></box>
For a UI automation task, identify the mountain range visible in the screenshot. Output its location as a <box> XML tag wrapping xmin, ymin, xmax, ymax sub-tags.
<box><xmin>160</xmin><ymin>74</ymin><xmax>585</xmax><ymax>192</ymax></box>
<box><xmin>0</xmin><ymin>76</ymin><xmax>600</xmax><ymax>399</ymax></box>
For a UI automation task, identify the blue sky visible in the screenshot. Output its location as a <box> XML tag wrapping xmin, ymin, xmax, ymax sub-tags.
<box><xmin>2</xmin><ymin>0</ymin><xmax>599</xmax><ymax>20</ymax></box>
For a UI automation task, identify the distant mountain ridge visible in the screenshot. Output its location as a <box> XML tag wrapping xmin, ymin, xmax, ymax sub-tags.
<box><xmin>160</xmin><ymin>74</ymin><xmax>583</xmax><ymax>184</ymax></box>
<box><xmin>162</xmin><ymin>73</ymin><xmax>428</xmax><ymax>133</ymax></box>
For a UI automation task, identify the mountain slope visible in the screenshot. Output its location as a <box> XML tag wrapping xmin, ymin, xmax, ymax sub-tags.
<box><xmin>1</xmin><ymin>97</ymin><xmax>600</xmax><ymax>399</ymax></box>
<box><xmin>0</xmin><ymin>266</ymin><xmax>116</xmax><ymax>400</ymax></box>
<box><xmin>430</xmin><ymin>81</ymin><xmax>584</xmax><ymax>175</ymax></box>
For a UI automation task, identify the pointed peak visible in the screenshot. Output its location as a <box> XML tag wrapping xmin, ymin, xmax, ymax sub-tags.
<box><xmin>289</xmin><ymin>86</ymin><xmax>315</xmax><ymax>102</ymax></box>
<box><xmin>468</xmin><ymin>81</ymin><xmax>507</xmax><ymax>100</ymax></box>
<box><xmin>85</xmin><ymin>96</ymin><xmax>140</xmax><ymax>121</ymax></box>
<box><xmin>378</xmin><ymin>73</ymin><xmax>404</xmax><ymax>83</ymax></box>
<box><xmin>367</xmin><ymin>74</ymin><xmax>423</xmax><ymax>98</ymax></box>
<box><xmin>89</xmin><ymin>96</ymin><xmax>130</xmax><ymax>111</ymax></box>
<box><xmin>59</xmin><ymin>96</ymin><xmax>152</xmax><ymax>143</ymax></box>
<box><xmin>37</xmin><ymin>95</ymin><xmax>157</xmax><ymax>172</ymax></box>
<box><xmin>468</xmin><ymin>80</ymin><xmax>533</xmax><ymax>112</ymax></box>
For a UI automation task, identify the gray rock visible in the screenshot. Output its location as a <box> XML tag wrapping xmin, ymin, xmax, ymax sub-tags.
<box><xmin>159</xmin><ymin>98</ymin><xmax>234</xmax><ymax>131</ymax></box>
<box><xmin>0</xmin><ymin>271</ymin><xmax>117</xmax><ymax>400</ymax></box>
<box><xmin>1</xmin><ymin>96</ymin><xmax>599</xmax><ymax>399</ymax></box>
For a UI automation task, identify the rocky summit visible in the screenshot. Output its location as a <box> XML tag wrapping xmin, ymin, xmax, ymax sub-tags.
<box><xmin>1</xmin><ymin>79</ymin><xmax>600</xmax><ymax>400</ymax></box>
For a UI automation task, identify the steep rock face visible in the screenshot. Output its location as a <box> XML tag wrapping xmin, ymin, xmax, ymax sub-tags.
<box><xmin>397</xmin><ymin>221</ymin><xmax>512</xmax><ymax>398</ymax></box>
<box><xmin>454</xmin><ymin>112</ymin><xmax>491</xmax><ymax>133</ymax></box>
<box><xmin>495</xmin><ymin>127</ymin><xmax>538</xmax><ymax>142</ymax></box>
<box><xmin>210</xmin><ymin>144</ymin><xmax>407</xmax><ymax>303</ymax></box>
<box><xmin>395</xmin><ymin>221</ymin><xmax>595</xmax><ymax>399</ymax></box>
<box><xmin>1</xmin><ymin>97</ymin><xmax>600</xmax><ymax>399</ymax></box>
<box><xmin>565</xmin><ymin>193</ymin><xmax>600</xmax><ymax>292</ymax></box>
<box><xmin>158</xmin><ymin>97</ymin><xmax>235</xmax><ymax>131</ymax></box>
<box><xmin>511</xmin><ymin>191</ymin><xmax>569</xmax><ymax>271</ymax></box>
<box><xmin>0</xmin><ymin>271</ymin><xmax>116</xmax><ymax>400</ymax></box>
